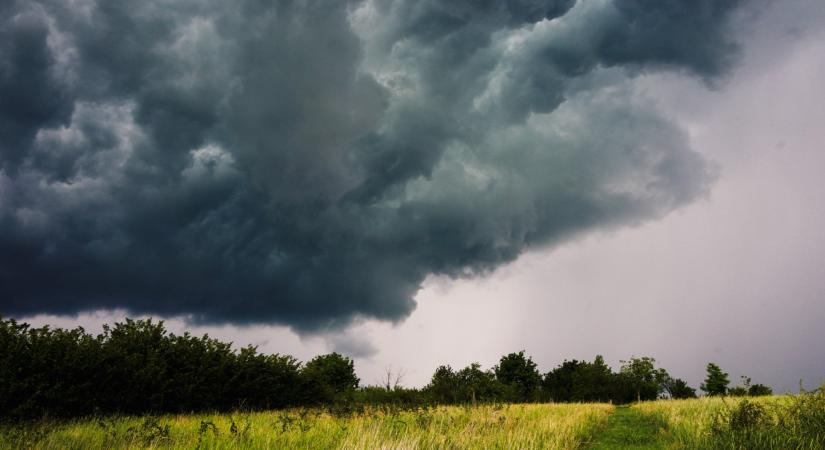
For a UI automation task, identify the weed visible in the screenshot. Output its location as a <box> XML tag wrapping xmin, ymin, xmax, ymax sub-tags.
<box><xmin>196</xmin><ymin>419</ymin><xmax>219</xmax><ymax>448</ymax></box>
<box><xmin>275</xmin><ymin>411</ymin><xmax>294</xmax><ymax>433</ymax></box>
<box><xmin>229</xmin><ymin>416</ymin><xmax>251</xmax><ymax>440</ymax></box>
<box><xmin>124</xmin><ymin>417</ymin><xmax>170</xmax><ymax>445</ymax></box>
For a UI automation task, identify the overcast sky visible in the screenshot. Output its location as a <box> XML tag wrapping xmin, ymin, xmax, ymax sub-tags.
<box><xmin>4</xmin><ymin>0</ymin><xmax>825</xmax><ymax>393</ymax></box>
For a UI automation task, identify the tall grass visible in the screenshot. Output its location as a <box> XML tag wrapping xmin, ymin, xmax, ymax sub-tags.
<box><xmin>634</xmin><ymin>387</ymin><xmax>825</xmax><ymax>449</ymax></box>
<box><xmin>6</xmin><ymin>392</ymin><xmax>822</xmax><ymax>449</ymax></box>
<box><xmin>0</xmin><ymin>403</ymin><xmax>612</xmax><ymax>450</ymax></box>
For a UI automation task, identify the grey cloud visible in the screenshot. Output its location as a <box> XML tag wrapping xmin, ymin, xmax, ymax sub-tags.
<box><xmin>1</xmin><ymin>0</ymin><xmax>749</xmax><ymax>331</ymax></box>
<box><xmin>0</xmin><ymin>1</ymin><xmax>73</xmax><ymax>170</ymax></box>
<box><xmin>327</xmin><ymin>331</ymin><xmax>379</xmax><ymax>359</ymax></box>
<box><xmin>601</xmin><ymin>0</ymin><xmax>747</xmax><ymax>76</ymax></box>
<box><xmin>384</xmin><ymin>0</ymin><xmax>576</xmax><ymax>44</ymax></box>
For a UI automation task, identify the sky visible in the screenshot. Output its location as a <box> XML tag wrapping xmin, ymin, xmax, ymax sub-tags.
<box><xmin>3</xmin><ymin>0</ymin><xmax>825</xmax><ymax>393</ymax></box>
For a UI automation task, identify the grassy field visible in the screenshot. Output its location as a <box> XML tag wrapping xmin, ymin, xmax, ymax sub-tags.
<box><xmin>2</xmin><ymin>392</ymin><xmax>823</xmax><ymax>449</ymax></box>
<box><xmin>635</xmin><ymin>393</ymin><xmax>825</xmax><ymax>449</ymax></box>
<box><xmin>0</xmin><ymin>403</ymin><xmax>612</xmax><ymax>450</ymax></box>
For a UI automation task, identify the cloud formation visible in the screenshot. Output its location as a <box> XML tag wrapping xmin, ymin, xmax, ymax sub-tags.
<box><xmin>1</xmin><ymin>0</ymin><xmax>747</xmax><ymax>331</ymax></box>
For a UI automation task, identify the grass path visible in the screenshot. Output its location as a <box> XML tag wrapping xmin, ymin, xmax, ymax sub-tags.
<box><xmin>587</xmin><ymin>405</ymin><xmax>668</xmax><ymax>449</ymax></box>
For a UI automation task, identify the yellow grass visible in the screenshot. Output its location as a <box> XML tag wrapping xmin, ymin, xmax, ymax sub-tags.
<box><xmin>632</xmin><ymin>395</ymin><xmax>810</xmax><ymax>449</ymax></box>
<box><xmin>0</xmin><ymin>403</ymin><xmax>613</xmax><ymax>450</ymax></box>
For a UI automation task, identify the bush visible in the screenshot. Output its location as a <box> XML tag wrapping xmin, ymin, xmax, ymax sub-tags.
<box><xmin>0</xmin><ymin>317</ymin><xmax>302</xmax><ymax>419</ymax></box>
<box><xmin>424</xmin><ymin>365</ymin><xmax>459</xmax><ymax>404</ymax></box>
<box><xmin>301</xmin><ymin>353</ymin><xmax>359</xmax><ymax>405</ymax></box>
<box><xmin>748</xmin><ymin>384</ymin><xmax>772</xmax><ymax>397</ymax></box>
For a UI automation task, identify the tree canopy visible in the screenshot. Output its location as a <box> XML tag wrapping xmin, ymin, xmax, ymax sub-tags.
<box><xmin>0</xmin><ymin>316</ymin><xmax>774</xmax><ymax>420</ymax></box>
<box><xmin>701</xmin><ymin>363</ymin><xmax>731</xmax><ymax>396</ymax></box>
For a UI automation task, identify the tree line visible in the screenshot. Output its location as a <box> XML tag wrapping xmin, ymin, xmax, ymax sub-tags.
<box><xmin>0</xmin><ymin>317</ymin><xmax>771</xmax><ymax>420</ymax></box>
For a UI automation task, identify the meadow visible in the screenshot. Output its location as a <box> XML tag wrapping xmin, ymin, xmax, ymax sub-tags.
<box><xmin>634</xmin><ymin>390</ymin><xmax>825</xmax><ymax>449</ymax></box>
<box><xmin>0</xmin><ymin>403</ymin><xmax>612</xmax><ymax>450</ymax></box>
<box><xmin>2</xmin><ymin>390</ymin><xmax>824</xmax><ymax>450</ymax></box>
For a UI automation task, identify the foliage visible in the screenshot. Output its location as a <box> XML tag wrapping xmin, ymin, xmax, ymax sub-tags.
<box><xmin>4</xmin><ymin>318</ymin><xmax>819</xmax><ymax>450</ymax></box>
<box><xmin>424</xmin><ymin>365</ymin><xmax>460</xmax><ymax>404</ymax></box>
<box><xmin>662</xmin><ymin>376</ymin><xmax>697</xmax><ymax>399</ymax></box>
<box><xmin>728</xmin><ymin>386</ymin><xmax>749</xmax><ymax>396</ymax></box>
<box><xmin>355</xmin><ymin>386</ymin><xmax>427</xmax><ymax>408</ymax></box>
<box><xmin>455</xmin><ymin>363</ymin><xmax>504</xmax><ymax>403</ymax></box>
<box><xmin>493</xmin><ymin>351</ymin><xmax>542</xmax><ymax>402</ymax></box>
<box><xmin>0</xmin><ymin>317</ymin><xmax>336</xmax><ymax>418</ymax></box>
<box><xmin>729</xmin><ymin>375</ymin><xmax>774</xmax><ymax>397</ymax></box>
<box><xmin>542</xmin><ymin>356</ymin><xmax>614</xmax><ymax>403</ymax></box>
<box><xmin>617</xmin><ymin>356</ymin><xmax>669</xmax><ymax>403</ymax></box>
<box><xmin>301</xmin><ymin>353</ymin><xmax>359</xmax><ymax>405</ymax></box>
<box><xmin>700</xmin><ymin>362</ymin><xmax>730</xmax><ymax>396</ymax></box>
<box><xmin>542</xmin><ymin>356</ymin><xmax>681</xmax><ymax>404</ymax></box>
<box><xmin>4</xmin><ymin>315</ymin><xmax>784</xmax><ymax>421</ymax></box>
<box><xmin>748</xmin><ymin>384</ymin><xmax>773</xmax><ymax>397</ymax></box>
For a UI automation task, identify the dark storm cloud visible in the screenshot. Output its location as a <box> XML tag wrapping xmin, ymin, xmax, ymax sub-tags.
<box><xmin>1</xmin><ymin>0</ymin><xmax>748</xmax><ymax>331</ymax></box>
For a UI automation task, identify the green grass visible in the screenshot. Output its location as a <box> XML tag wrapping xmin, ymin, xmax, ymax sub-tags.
<box><xmin>588</xmin><ymin>405</ymin><xmax>669</xmax><ymax>449</ymax></box>
<box><xmin>634</xmin><ymin>391</ymin><xmax>825</xmax><ymax>449</ymax></box>
<box><xmin>0</xmin><ymin>403</ymin><xmax>612</xmax><ymax>450</ymax></box>
<box><xmin>3</xmin><ymin>392</ymin><xmax>824</xmax><ymax>449</ymax></box>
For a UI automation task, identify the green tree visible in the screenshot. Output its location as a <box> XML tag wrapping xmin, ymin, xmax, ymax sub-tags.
<box><xmin>301</xmin><ymin>353</ymin><xmax>359</xmax><ymax>404</ymax></box>
<box><xmin>726</xmin><ymin>375</ymin><xmax>772</xmax><ymax>397</ymax></box>
<box><xmin>619</xmin><ymin>356</ymin><xmax>668</xmax><ymax>402</ymax></box>
<box><xmin>542</xmin><ymin>359</ymin><xmax>585</xmax><ymax>402</ymax></box>
<box><xmin>425</xmin><ymin>365</ymin><xmax>459</xmax><ymax>403</ymax></box>
<box><xmin>229</xmin><ymin>346</ymin><xmax>301</xmax><ymax>409</ymax></box>
<box><xmin>728</xmin><ymin>386</ymin><xmax>748</xmax><ymax>396</ymax></box>
<box><xmin>456</xmin><ymin>363</ymin><xmax>501</xmax><ymax>403</ymax></box>
<box><xmin>662</xmin><ymin>376</ymin><xmax>697</xmax><ymax>399</ymax></box>
<box><xmin>731</xmin><ymin>375</ymin><xmax>773</xmax><ymax>397</ymax></box>
<box><xmin>494</xmin><ymin>351</ymin><xmax>542</xmax><ymax>402</ymax></box>
<box><xmin>748</xmin><ymin>383</ymin><xmax>773</xmax><ymax>396</ymax></box>
<box><xmin>97</xmin><ymin>318</ymin><xmax>171</xmax><ymax>413</ymax></box>
<box><xmin>543</xmin><ymin>356</ymin><xmax>616</xmax><ymax>403</ymax></box>
<box><xmin>700</xmin><ymin>362</ymin><xmax>730</xmax><ymax>396</ymax></box>
<box><xmin>727</xmin><ymin>375</ymin><xmax>752</xmax><ymax>396</ymax></box>
<box><xmin>577</xmin><ymin>355</ymin><xmax>615</xmax><ymax>402</ymax></box>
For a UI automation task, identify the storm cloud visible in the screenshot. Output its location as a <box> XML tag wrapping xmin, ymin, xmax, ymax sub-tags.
<box><xmin>1</xmin><ymin>0</ymin><xmax>749</xmax><ymax>331</ymax></box>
